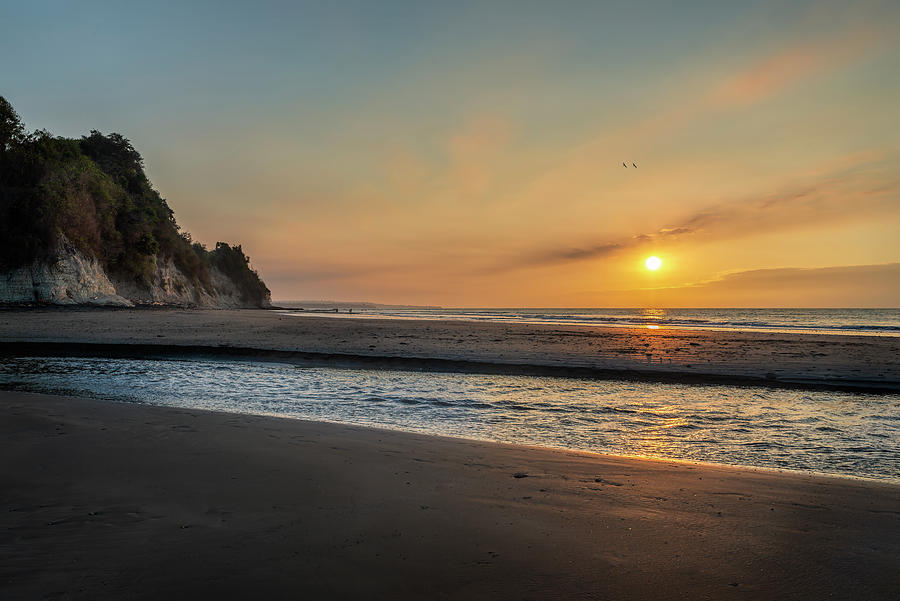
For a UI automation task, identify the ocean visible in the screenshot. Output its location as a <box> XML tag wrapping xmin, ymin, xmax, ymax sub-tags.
<box><xmin>280</xmin><ymin>307</ymin><xmax>900</xmax><ymax>336</ymax></box>
<box><xmin>2</xmin><ymin>356</ymin><xmax>898</xmax><ymax>482</ymax></box>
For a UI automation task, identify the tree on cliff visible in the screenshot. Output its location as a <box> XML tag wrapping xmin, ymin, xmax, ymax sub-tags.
<box><xmin>210</xmin><ymin>242</ymin><xmax>269</xmax><ymax>304</ymax></box>
<box><xmin>0</xmin><ymin>96</ymin><xmax>26</xmax><ymax>151</ymax></box>
<box><xmin>0</xmin><ymin>96</ymin><xmax>26</xmax><ymax>171</ymax></box>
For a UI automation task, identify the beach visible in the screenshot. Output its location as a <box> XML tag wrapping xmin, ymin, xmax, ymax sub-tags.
<box><xmin>2</xmin><ymin>308</ymin><xmax>899</xmax><ymax>600</ymax></box>
<box><xmin>3</xmin><ymin>390</ymin><xmax>899</xmax><ymax>601</ymax></box>
<box><xmin>2</xmin><ymin>308</ymin><xmax>899</xmax><ymax>391</ymax></box>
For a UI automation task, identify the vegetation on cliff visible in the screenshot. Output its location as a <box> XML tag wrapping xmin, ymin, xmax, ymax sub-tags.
<box><xmin>0</xmin><ymin>96</ymin><xmax>269</xmax><ymax>306</ymax></box>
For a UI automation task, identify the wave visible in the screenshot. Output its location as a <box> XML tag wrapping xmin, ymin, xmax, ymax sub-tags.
<box><xmin>309</xmin><ymin>308</ymin><xmax>900</xmax><ymax>336</ymax></box>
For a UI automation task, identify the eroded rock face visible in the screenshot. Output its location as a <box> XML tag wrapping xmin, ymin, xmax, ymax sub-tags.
<box><xmin>0</xmin><ymin>242</ymin><xmax>132</xmax><ymax>306</ymax></box>
<box><xmin>111</xmin><ymin>258</ymin><xmax>249</xmax><ymax>308</ymax></box>
<box><xmin>1</xmin><ymin>238</ymin><xmax>267</xmax><ymax>308</ymax></box>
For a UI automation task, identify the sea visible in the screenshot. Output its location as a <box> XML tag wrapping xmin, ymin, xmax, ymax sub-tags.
<box><xmin>281</xmin><ymin>307</ymin><xmax>900</xmax><ymax>336</ymax></box>
<box><xmin>2</xmin><ymin>354</ymin><xmax>898</xmax><ymax>482</ymax></box>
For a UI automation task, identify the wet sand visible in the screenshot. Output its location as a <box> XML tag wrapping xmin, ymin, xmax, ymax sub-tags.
<box><xmin>3</xmin><ymin>390</ymin><xmax>899</xmax><ymax>601</ymax></box>
<box><xmin>1</xmin><ymin>308</ymin><xmax>899</xmax><ymax>391</ymax></box>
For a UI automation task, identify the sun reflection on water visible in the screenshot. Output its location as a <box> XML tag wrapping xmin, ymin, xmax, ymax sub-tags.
<box><xmin>1</xmin><ymin>356</ymin><xmax>898</xmax><ymax>481</ymax></box>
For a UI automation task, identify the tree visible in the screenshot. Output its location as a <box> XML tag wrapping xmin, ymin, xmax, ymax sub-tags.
<box><xmin>0</xmin><ymin>96</ymin><xmax>26</xmax><ymax>156</ymax></box>
<box><xmin>136</xmin><ymin>232</ymin><xmax>160</xmax><ymax>255</ymax></box>
<box><xmin>79</xmin><ymin>130</ymin><xmax>147</xmax><ymax>193</ymax></box>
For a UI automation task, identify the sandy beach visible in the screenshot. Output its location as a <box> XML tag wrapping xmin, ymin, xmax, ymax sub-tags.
<box><xmin>3</xmin><ymin>390</ymin><xmax>899</xmax><ymax>601</ymax></box>
<box><xmin>2</xmin><ymin>308</ymin><xmax>899</xmax><ymax>599</ymax></box>
<box><xmin>2</xmin><ymin>308</ymin><xmax>898</xmax><ymax>391</ymax></box>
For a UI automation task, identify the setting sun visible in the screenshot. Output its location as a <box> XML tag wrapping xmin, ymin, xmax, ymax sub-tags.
<box><xmin>645</xmin><ymin>256</ymin><xmax>663</xmax><ymax>271</ymax></box>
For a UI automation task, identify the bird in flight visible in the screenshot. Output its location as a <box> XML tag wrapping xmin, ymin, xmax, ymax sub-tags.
<box><xmin>623</xmin><ymin>162</ymin><xmax>627</xmax><ymax>168</ymax></box>
<box><xmin>632</xmin><ymin>162</ymin><xmax>637</xmax><ymax>168</ymax></box>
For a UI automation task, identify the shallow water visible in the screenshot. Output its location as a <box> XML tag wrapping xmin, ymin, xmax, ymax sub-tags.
<box><xmin>2</xmin><ymin>356</ymin><xmax>898</xmax><ymax>481</ymax></box>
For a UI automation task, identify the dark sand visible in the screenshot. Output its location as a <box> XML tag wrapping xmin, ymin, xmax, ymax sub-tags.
<box><xmin>3</xmin><ymin>391</ymin><xmax>899</xmax><ymax>601</ymax></box>
<box><xmin>2</xmin><ymin>308</ymin><xmax>899</xmax><ymax>390</ymax></box>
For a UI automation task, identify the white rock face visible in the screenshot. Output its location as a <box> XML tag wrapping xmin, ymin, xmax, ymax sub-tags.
<box><xmin>1</xmin><ymin>238</ymin><xmax>266</xmax><ymax>308</ymax></box>
<box><xmin>0</xmin><ymin>242</ymin><xmax>132</xmax><ymax>306</ymax></box>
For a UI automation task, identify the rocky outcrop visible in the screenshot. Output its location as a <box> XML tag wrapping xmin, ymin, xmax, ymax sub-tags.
<box><xmin>112</xmin><ymin>257</ymin><xmax>250</xmax><ymax>308</ymax></box>
<box><xmin>0</xmin><ymin>240</ymin><xmax>132</xmax><ymax>306</ymax></box>
<box><xmin>0</xmin><ymin>238</ymin><xmax>267</xmax><ymax>308</ymax></box>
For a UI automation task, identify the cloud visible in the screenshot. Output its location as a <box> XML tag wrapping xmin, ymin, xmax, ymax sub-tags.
<box><xmin>446</xmin><ymin>115</ymin><xmax>513</xmax><ymax>197</ymax></box>
<box><xmin>670</xmin><ymin>262</ymin><xmax>900</xmax><ymax>289</ymax></box>
<box><xmin>657</xmin><ymin>227</ymin><xmax>696</xmax><ymax>236</ymax></box>
<box><xmin>262</xmin><ymin>264</ymin><xmax>395</xmax><ymax>284</ymax></box>
<box><xmin>622</xmin><ymin>263</ymin><xmax>900</xmax><ymax>308</ymax></box>
<box><xmin>506</xmin><ymin>226</ymin><xmax>697</xmax><ymax>270</ymax></box>
<box><xmin>570</xmin><ymin>24</ymin><xmax>893</xmax><ymax>154</ymax></box>
<box><xmin>503</xmin><ymin>154</ymin><xmax>898</xmax><ymax>271</ymax></box>
<box><xmin>554</xmin><ymin>242</ymin><xmax>623</xmax><ymax>262</ymax></box>
<box><xmin>710</xmin><ymin>27</ymin><xmax>885</xmax><ymax>107</ymax></box>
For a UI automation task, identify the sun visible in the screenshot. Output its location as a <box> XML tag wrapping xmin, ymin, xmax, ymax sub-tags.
<box><xmin>645</xmin><ymin>256</ymin><xmax>662</xmax><ymax>271</ymax></box>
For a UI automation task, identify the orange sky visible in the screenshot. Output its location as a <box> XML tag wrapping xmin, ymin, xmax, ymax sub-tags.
<box><xmin>6</xmin><ymin>1</ymin><xmax>899</xmax><ymax>306</ymax></box>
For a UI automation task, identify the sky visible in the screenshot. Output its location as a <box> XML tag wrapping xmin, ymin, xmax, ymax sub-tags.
<box><xmin>2</xmin><ymin>0</ymin><xmax>899</xmax><ymax>306</ymax></box>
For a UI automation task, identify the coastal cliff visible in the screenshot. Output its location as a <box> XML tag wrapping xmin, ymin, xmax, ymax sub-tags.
<box><xmin>0</xmin><ymin>97</ymin><xmax>270</xmax><ymax>307</ymax></box>
<box><xmin>0</xmin><ymin>236</ymin><xmax>259</xmax><ymax>307</ymax></box>
<box><xmin>0</xmin><ymin>236</ymin><xmax>128</xmax><ymax>306</ymax></box>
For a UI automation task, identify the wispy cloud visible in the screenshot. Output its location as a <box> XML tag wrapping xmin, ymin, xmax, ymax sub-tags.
<box><xmin>710</xmin><ymin>27</ymin><xmax>886</xmax><ymax>107</ymax></box>
<box><xmin>600</xmin><ymin>263</ymin><xmax>900</xmax><ymax>308</ymax></box>
<box><xmin>502</xmin><ymin>155</ymin><xmax>898</xmax><ymax>271</ymax></box>
<box><xmin>687</xmin><ymin>262</ymin><xmax>900</xmax><ymax>289</ymax></box>
<box><xmin>446</xmin><ymin>115</ymin><xmax>512</xmax><ymax>198</ymax></box>
<box><xmin>578</xmin><ymin>24</ymin><xmax>894</xmax><ymax>152</ymax></box>
<box><xmin>262</xmin><ymin>264</ymin><xmax>397</xmax><ymax>284</ymax></box>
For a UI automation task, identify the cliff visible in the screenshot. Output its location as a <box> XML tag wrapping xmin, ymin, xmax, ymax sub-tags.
<box><xmin>0</xmin><ymin>97</ymin><xmax>270</xmax><ymax>307</ymax></box>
